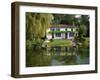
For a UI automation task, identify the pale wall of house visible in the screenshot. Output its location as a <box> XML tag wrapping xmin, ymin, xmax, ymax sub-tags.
<box><xmin>46</xmin><ymin>28</ymin><xmax>52</xmax><ymax>39</ymax></box>
<box><xmin>46</xmin><ymin>28</ymin><xmax>50</xmax><ymax>33</ymax></box>
<box><xmin>46</xmin><ymin>28</ymin><xmax>75</xmax><ymax>40</ymax></box>
<box><xmin>73</xmin><ymin>28</ymin><xmax>76</xmax><ymax>32</ymax></box>
<box><xmin>61</xmin><ymin>33</ymin><xmax>65</xmax><ymax>39</ymax></box>
<box><xmin>60</xmin><ymin>28</ymin><xmax>65</xmax><ymax>31</ymax></box>
<box><xmin>46</xmin><ymin>34</ymin><xmax>52</xmax><ymax>39</ymax></box>
<box><xmin>67</xmin><ymin>32</ymin><xmax>74</xmax><ymax>39</ymax></box>
<box><xmin>67</xmin><ymin>28</ymin><xmax>71</xmax><ymax>31</ymax></box>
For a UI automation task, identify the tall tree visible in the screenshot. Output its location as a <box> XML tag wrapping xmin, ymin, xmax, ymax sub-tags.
<box><xmin>26</xmin><ymin>12</ymin><xmax>53</xmax><ymax>40</ymax></box>
<box><xmin>60</xmin><ymin>14</ymin><xmax>75</xmax><ymax>25</ymax></box>
<box><xmin>52</xmin><ymin>14</ymin><xmax>65</xmax><ymax>24</ymax></box>
<box><xmin>26</xmin><ymin>13</ymin><xmax>53</xmax><ymax>50</ymax></box>
<box><xmin>80</xmin><ymin>15</ymin><xmax>89</xmax><ymax>37</ymax></box>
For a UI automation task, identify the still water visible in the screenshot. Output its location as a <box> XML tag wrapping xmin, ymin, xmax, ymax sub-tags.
<box><xmin>26</xmin><ymin>47</ymin><xmax>89</xmax><ymax>67</ymax></box>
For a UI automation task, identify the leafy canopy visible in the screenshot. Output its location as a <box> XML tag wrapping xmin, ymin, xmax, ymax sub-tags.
<box><xmin>26</xmin><ymin>13</ymin><xmax>53</xmax><ymax>39</ymax></box>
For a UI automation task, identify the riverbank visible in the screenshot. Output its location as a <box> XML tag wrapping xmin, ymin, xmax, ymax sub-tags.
<box><xmin>47</xmin><ymin>39</ymin><xmax>72</xmax><ymax>47</ymax></box>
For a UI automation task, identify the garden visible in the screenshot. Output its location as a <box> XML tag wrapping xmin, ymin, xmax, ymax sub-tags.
<box><xmin>26</xmin><ymin>13</ymin><xmax>90</xmax><ymax>67</ymax></box>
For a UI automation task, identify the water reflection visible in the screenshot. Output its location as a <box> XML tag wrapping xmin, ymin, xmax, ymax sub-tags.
<box><xmin>26</xmin><ymin>46</ymin><xmax>89</xmax><ymax>67</ymax></box>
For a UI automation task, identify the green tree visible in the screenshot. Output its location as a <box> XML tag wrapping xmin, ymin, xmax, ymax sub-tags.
<box><xmin>26</xmin><ymin>13</ymin><xmax>52</xmax><ymax>50</ymax></box>
<box><xmin>78</xmin><ymin>25</ymin><xmax>87</xmax><ymax>41</ymax></box>
<box><xmin>80</xmin><ymin>15</ymin><xmax>89</xmax><ymax>37</ymax></box>
<box><xmin>26</xmin><ymin>13</ymin><xmax>52</xmax><ymax>39</ymax></box>
<box><xmin>60</xmin><ymin>14</ymin><xmax>75</xmax><ymax>25</ymax></box>
<box><xmin>72</xmin><ymin>15</ymin><xmax>89</xmax><ymax>47</ymax></box>
<box><xmin>52</xmin><ymin>14</ymin><xmax>65</xmax><ymax>24</ymax></box>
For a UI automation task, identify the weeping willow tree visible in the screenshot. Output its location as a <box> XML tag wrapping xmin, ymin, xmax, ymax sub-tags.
<box><xmin>26</xmin><ymin>12</ymin><xmax>53</xmax><ymax>50</ymax></box>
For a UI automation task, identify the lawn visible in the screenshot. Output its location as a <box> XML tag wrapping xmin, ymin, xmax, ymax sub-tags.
<box><xmin>79</xmin><ymin>37</ymin><xmax>89</xmax><ymax>48</ymax></box>
<box><xmin>47</xmin><ymin>39</ymin><xmax>72</xmax><ymax>47</ymax></box>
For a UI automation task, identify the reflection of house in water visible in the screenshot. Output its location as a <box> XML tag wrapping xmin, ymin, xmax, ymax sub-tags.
<box><xmin>46</xmin><ymin>24</ymin><xmax>76</xmax><ymax>40</ymax></box>
<box><xmin>46</xmin><ymin>46</ymin><xmax>77</xmax><ymax>57</ymax></box>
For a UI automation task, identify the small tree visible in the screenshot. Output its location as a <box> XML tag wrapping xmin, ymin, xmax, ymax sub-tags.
<box><xmin>74</xmin><ymin>24</ymin><xmax>87</xmax><ymax>46</ymax></box>
<box><xmin>78</xmin><ymin>25</ymin><xmax>87</xmax><ymax>42</ymax></box>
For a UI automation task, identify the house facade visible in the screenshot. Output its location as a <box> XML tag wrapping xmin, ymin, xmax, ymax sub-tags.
<box><xmin>46</xmin><ymin>24</ymin><xmax>76</xmax><ymax>40</ymax></box>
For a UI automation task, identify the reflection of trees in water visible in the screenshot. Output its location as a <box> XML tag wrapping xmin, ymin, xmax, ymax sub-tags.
<box><xmin>26</xmin><ymin>49</ymin><xmax>52</xmax><ymax>67</ymax></box>
<box><xmin>26</xmin><ymin>46</ymin><xmax>89</xmax><ymax>67</ymax></box>
<box><xmin>48</xmin><ymin>47</ymin><xmax>78</xmax><ymax>65</ymax></box>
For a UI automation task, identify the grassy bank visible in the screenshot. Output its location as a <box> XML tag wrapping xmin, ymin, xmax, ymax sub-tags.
<box><xmin>79</xmin><ymin>37</ymin><xmax>89</xmax><ymax>48</ymax></box>
<box><xmin>47</xmin><ymin>39</ymin><xmax>72</xmax><ymax>47</ymax></box>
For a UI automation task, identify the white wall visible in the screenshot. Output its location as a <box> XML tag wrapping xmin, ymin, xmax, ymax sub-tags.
<box><xmin>46</xmin><ymin>29</ymin><xmax>52</xmax><ymax>39</ymax></box>
<box><xmin>67</xmin><ymin>28</ymin><xmax>71</xmax><ymax>31</ymax></box>
<box><xmin>67</xmin><ymin>32</ymin><xmax>74</xmax><ymax>39</ymax></box>
<box><xmin>61</xmin><ymin>33</ymin><xmax>65</xmax><ymax>39</ymax></box>
<box><xmin>60</xmin><ymin>28</ymin><xmax>65</xmax><ymax>31</ymax></box>
<box><xmin>47</xmin><ymin>34</ymin><xmax>52</xmax><ymax>39</ymax></box>
<box><xmin>0</xmin><ymin>0</ymin><xmax>100</xmax><ymax>80</ymax></box>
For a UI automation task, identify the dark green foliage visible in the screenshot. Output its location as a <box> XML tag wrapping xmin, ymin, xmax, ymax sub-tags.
<box><xmin>60</xmin><ymin>14</ymin><xmax>75</xmax><ymax>25</ymax></box>
<box><xmin>52</xmin><ymin>14</ymin><xmax>65</xmax><ymax>24</ymax></box>
<box><xmin>52</xmin><ymin>14</ymin><xmax>75</xmax><ymax>25</ymax></box>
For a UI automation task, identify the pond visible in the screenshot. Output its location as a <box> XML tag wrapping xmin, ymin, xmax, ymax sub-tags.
<box><xmin>26</xmin><ymin>46</ymin><xmax>89</xmax><ymax>67</ymax></box>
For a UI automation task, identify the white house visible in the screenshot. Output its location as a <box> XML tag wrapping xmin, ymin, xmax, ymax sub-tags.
<box><xmin>46</xmin><ymin>24</ymin><xmax>76</xmax><ymax>40</ymax></box>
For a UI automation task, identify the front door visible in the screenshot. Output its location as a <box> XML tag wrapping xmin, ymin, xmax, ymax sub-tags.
<box><xmin>65</xmin><ymin>32</ymin><xmax>68</xmax><ymax>39</ymax></box>
<box><xmin>52</xmin><ymin>33</ymin><xmax>54</xmax><ymax>39</ymax></box>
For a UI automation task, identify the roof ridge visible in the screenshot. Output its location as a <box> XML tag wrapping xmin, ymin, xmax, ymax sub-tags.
<box><xmin>49</xmin><ymin>24</ymin><xmax>76</xmax><ymax>28</ymax></box>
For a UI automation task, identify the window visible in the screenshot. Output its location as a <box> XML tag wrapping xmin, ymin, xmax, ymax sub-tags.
<box><xmin>71</xmin><ymin>28</ymin><xmax>73</xmax><ymax>32</ymax></box>
<box><xmin>51</xmin><ymin>28</ymin><xmax>55</xmax><ymax>31</ymax></box>
<box><xmin>69</xmin><ymin>32</ymin><xmax>74</xmax><ymax>37</ymax></box>
<box><xmin>55</xmin><ymin>33</ymin><xmax>61</xmax><ymax>37</ymax></box>
<box><xmin>56</xmin><ymin>28</ymin><xmax>60</xmax><ymax>31</ymax></box>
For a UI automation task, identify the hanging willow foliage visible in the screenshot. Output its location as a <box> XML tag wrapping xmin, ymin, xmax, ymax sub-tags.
<box><xmin>26</xmin><ymin>12</ymin><xmax>53</xmax><ymax>40</ymax></box>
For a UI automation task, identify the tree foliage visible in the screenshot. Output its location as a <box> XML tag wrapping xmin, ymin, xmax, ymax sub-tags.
<box><xmin>60</xmin><ymin>14</ymin><xmax>75</xmax><ymax>25</ymax></box>
<box><xmin>26</xmin><ymin>12</ymin><xmax>53</xmax><ymax>40</ymax></box>
<box><xmin>52</xmin><ymin>14</ymin><xmax>65</xmax><ymax>24</ymax></box>
<box><xmin>73</xmin><ymin>15</ymin><xmax>89</xmax><ymax>45</ymax></box>
<box><xmin>26</xmin><ymin>13</ymin><xmax>53</xmax><ymax>50</ymax></box>
<box><xmin>52</xmin><ymin>14</ymin><xmax>75</xmax><ymax>25</ymax></box>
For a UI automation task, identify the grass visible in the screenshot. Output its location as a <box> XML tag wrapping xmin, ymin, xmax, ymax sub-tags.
<box><xmin>47</xmin><ymin>39</ymin><xmax>72</xmax><ymax>47</ymax></box>
<box><xmin>80</xmin><ymin>37</ymin><xmax>89</xmax><ymax>48</ymax></box>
